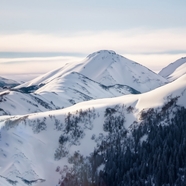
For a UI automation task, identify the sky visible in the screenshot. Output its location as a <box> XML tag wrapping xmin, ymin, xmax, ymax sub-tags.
<box><xmin>1</xmin><ymin>0</ymin><xmax>186</xmax><ymax>81</ymax></box>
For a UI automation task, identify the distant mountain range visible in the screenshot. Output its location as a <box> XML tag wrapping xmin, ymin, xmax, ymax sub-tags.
<box><xmin>159</xmin><ymin>57</ymin><xmax>186</xmax><ymax>81</ymax></box>
<box><xmin>1</xmin><ymin>50</ymin><xmax>167</xmax><ymax>116</ymax></box>
<box><xmin>16</xmin><ymin>50</ymin><xmax>167</xmax><ymax>93</ymax></box>
<box><xmin>0</xmin><ymin>50</ymin><xmax>186</xmax><ymax>186</ymax></box>
<box><xmin>0</xmin><ymin>76</ymin><xmax>19</xmax><ymax>90</ymax></box>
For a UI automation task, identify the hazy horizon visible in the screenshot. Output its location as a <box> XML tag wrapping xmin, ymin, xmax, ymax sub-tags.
<box><xmin>1</xmin><ymin>51</ymin><xmax>186</xmax><ymax>82</ymax></box>
<box><xmin>1</xmin><ymin>1</ymin><xmax>186</xmax><ymax>81</ymax></box>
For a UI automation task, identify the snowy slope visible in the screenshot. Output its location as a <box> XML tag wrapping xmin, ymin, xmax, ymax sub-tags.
<box><xmin>159</xmin><ymin>57</ymin><xmax>186</xmax><ymax>81</ymax></box>
<box><xmin>34</xmin><ymin>72</ymin><xmax>140</xmax><ymax>108</ymax></box>
<box><xmin>0</xmin><ymin>72</ymin><xmax>139</xmax><ymax>116</ymax></box>
<box><xmin>16</xmin><ymin>50</ymin><xmax>167</xmax><ymax>93</ymax></box>
<box><xmin>78</xmin><ymin>50</ymin><xmax>167</xmax><ymax>92</ymax></box>
<box><xmin>0</xmin><ymin>90</ymin><xmax>58</xmax><ymax>116</ymax></box>
<box><xmin>0</xmin><ymin>76</ymin><xmax>19</xmax><ymax>90</ymax></box>
<box><xmin>0</xmin><ymin>74</ymin><xmax>186</xmax><ymax>186</ymax></box>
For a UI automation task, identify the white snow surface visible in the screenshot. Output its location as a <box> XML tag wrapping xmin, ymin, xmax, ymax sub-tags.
<box><xmin>34</xmin><ymin>71</ymin><xmax>139</xmax><ymax>108</ymax></box>
<box><xmin>0</xmin><ymin>76</ymin><xmax>19</xmax><ymax>88</ymax></box>
<box><xmin>0</xmin><ymin>76</ymin><xmax>18</xmax><ymax>85</ymax></box>
<box><xmin>0</xmin><ymin>90</ymin><xmax>58</xmax><ymax>116</ymax></box>
<box><xmin>159</xmin><ymin>57</ymin><xmax>186</xmax><ymax>81</ymax></box>
<box><xmin>0</xmin><ymin>74</ymin><xmax>186</xmax><ymax>186</ymax></box>
<box><xmin>0</xmin><ymin>72</ymin><xmax>138</xmax><ymax>116</ymax></box>
<box><xmin>16</xmin><ymin>50</ymin><xmax>167</xmax><ymax>93</ymax></box>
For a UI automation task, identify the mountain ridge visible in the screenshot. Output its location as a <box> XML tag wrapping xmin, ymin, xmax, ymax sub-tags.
<box><xmin>0</xmin><ymin>74</ymin><xmax>186</xmax><ymax>186</ymax></box>
<box><xmin>0</xmin><ymin>71</ymin><xmax>139</xmax><ymax>116</ymax></box>
<box><xmin>159</xmin><ymin>57</ymin><xmax>186</xmax><ymax>81</ymax></box>
<box><xmin>16</xmin><ymin>50</ymin><xmax>168</xmax><ymax>93</ymax></box>
<box><xmin>1</xmin><ymin>50</ymin><xmax>186</xmax><ymax>185</ymax></box>
<box><xmin>0</xmin><ymin>76</ymin><xmax>19</xmax><ymax>90</ymax></box>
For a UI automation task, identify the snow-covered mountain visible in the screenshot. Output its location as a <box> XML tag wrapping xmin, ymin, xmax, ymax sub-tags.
<box><xmin>0</xmin><ymin>90</ymin><xmax>59</xmax><ymax>116</ymax></box>
<box><xmin>34</xmin><ymin>72</ymin><xmax>139</xmax><ymax>109</ymax></box>
<box><xmin>2</xmin><ymin>49</ymin><xmax>169</xmax><ymax>116</ymax></box>
<box><xmin>80</xmin><ymin>50</ymin><xmax>167</xmax><ymax>91</ymax></box>
<box><xmin>0</xmin><ymin>76</ymin><xmax>19</xmax><ymax>90</ymax></box>
<box><xmin>1</xmin><ymin>50</ymin><xmax>185</xmax><ymax>185</ymax></box>
<box><xmin>159</xmin><ymin>57</ymin><xmax>186</xmax><ymax>81</ymax></box>
<box><xmin>16</xmin><ymin>50</ymin><xmax>167</xmax><ymax>93</ymax></box>
<box><xmin>0</xmin><ymin>72</ymin><xmax>139</xmax><ymax>116</ymax></box>
<box><xmin>0</xmin><ymin>74</ymin><xmax>186</xmax><ymax>186</ymax></box>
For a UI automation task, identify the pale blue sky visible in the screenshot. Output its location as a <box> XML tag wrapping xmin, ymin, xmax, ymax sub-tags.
<box><xmin>1</xmin><ymin>0</ymin><xmax>186</xmax><ymax>34</ymax></box>
<box><xmin>0</xmin><ymin>0</ymin><xmax>186</xmax><ymax>80</ymax></box>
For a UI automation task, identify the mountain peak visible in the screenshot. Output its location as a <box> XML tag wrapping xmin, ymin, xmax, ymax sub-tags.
<box><xmin>87</xmin><ymin>50</ymin><xmax>117</xmax><ymax>59</ymax></box>
<box><xmin>16</xmin><ymin>50</ymin><xmax>167</xmax><ymax>94</ymax></box>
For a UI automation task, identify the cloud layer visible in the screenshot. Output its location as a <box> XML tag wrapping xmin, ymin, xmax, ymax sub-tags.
<box><xmin>1</xmin><ymin>28</ymin><xmax>186</xmax><ymax>55</ymax></box>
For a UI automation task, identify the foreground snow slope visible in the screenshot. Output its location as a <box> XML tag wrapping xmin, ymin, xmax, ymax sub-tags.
<box><xmin>16</xmin><ymin>50</ymin><xmax>167</xmax><ymax>93</ymax></box>
<box><xmin>0</xmin><ymin>74</ymin><xmax>185</xmax><ymax>186</ymax></box>
<box><xmin>159</xmin><ymin>57</ymin><xmax>186</xmax><ymax>81</ymax></box>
